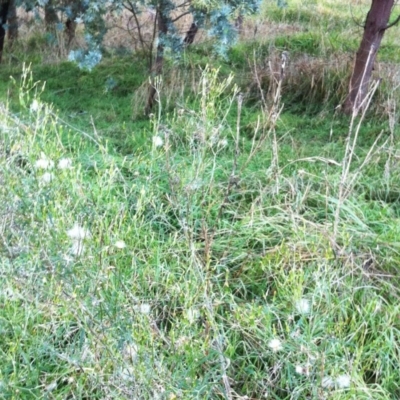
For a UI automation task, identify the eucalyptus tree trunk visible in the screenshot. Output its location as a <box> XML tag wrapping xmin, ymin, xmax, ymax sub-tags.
<box><xmin>6</xmin><ymin>0</ymin><xmax>17</xmax><ymax>44</ymax></box>
<box><xmin>44</xmin><ymin>0</ymin><xmax>59</xmax><ymax>31</ymax></box>
<box><xmin>0</xmin><ymin>0</ymin><xmax>10</xmax><ymax>63</ymax></box>
<box><xmin>145</xmin><ymin>2</ymin><xmax>169</xmax><ymax>115</ymax></box>
<box><xmin>65</xmin><ymin>17</ymin><xmax>77</xmax><ymax>47</ymax></box>
<box><xmin>184</xmin><ymin>22</ymin><xmax>198</xmax><ymax>45</ymax></box>
<box><xmin>343</xmin><ymin>0</ymin><xmax>399</xmax><ymax>114</ymax></box>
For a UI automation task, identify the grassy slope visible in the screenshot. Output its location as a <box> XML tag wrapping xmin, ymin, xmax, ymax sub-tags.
<box><xmin>1</xmin><ymin>2</ymin><xmax>400</xmax><ymax>399</ymax></box>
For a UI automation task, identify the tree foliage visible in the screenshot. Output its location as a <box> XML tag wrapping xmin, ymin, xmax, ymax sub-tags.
<box><xmin>15</xmin><ymin>0</ymin><xmax>260</xmax><ymax>70</ymax></box>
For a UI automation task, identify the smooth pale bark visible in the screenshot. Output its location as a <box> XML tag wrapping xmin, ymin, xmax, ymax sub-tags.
<box><xmin>343</xmin><ymin>0</ymin><xmax>397</xmax><ymax>114</ymax></box>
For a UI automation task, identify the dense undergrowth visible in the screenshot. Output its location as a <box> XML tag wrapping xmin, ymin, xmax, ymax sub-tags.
<box><xmin>1</xmin><ymin>1</ymin><xmax>400</xmax><ymax>399</ymax></box>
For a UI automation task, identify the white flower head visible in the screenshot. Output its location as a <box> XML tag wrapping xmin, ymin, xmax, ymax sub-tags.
<box><xmin>45</xmin><ymin>380</ymin><xmax>58</xmax><ymax>392</ymax></box>
<box><xmin>122</xmin><ymin>342</ymin><xmax>138</xmax><ymax>362</ymax></box>
<box><xmin>268</xmin><ymin>338</ymin><xmax>283</xmax><ymax>352</ymax></box>
<box><xmin>30</xmin><ymin>99</ymin><xmax>40</xmax><ymax>113</ymax></box>
<box><xmin>186</xmin><ymin>179</ymin><xmax>202</xmax><ymax>191</ymax></box>
<box><xmin>295</xmin><ymin>298</ymin><xmax>311</xmax><ymax>315</ymax></box>
<box><xmin>152</xmin><ymin>135</ymin><xmax>164</xmax><ymax>147</ymax></box>
<box><xmin>120</xmin><ymin>366</ymin><xmax>135</xmax><ymax>382</ymax></box>
<box><xmin>175</xmin><ymin>336</ymin><xmax>189</xmax><ymax>348</ymax></box>
<box><xmin>218</xmin><ymin>138</ymin><xmax>228</xmax><ymax>148</ymax></box>
<box><xmin>138</xmin><ymin>303</ymin><xmax>151</xmax><ymax>314</ymax></box>
<box><xmin>295</xmin><ymin>365</ymin><xmax>304</xmax><ymax>375</ymax></box>
<box><xmin>67</xmin><ymin>224</ymin><xmax>91</xmax><ymax>240</ymax></box>
<box><xmin>336</xmin><ymin>374</ymin><xmax>351</xmax><ymax>388</ymax></box>
<box><xmin>298</xmin><ymin>169</ymin><xmax>306</xmax><ymax>177</ymax></box>
<box><xmin>114</xmin><ymin>240</ymin><xmax>126</xmax><ymax>249</ymax></box>
<box><xmin>186</xmin><ymin>307</ymin><xmax>200</xmax><ymax>324</ymax></box>
<box><xmin>35</xmin><ymin>156</ymin><xmax>54</xmax><ymax>170</ymax></box>
<box><xmin>322</xmin><ymin>376</ymin><xmax>335</xmax><ymax>389</ymax></box>
<box><xmin>58</xmin><ymin>158</ymin><xmax>73</xmax><ymax>170</ymax></box>
<box><xmin>40</xmin><ymin>172</ymin><xmax>54</xmax><ymax>184</ymax></box>
<box><xmin>70</xmin><ymin>240</ymin><xmax>85</xmax><ymax>256</ymax></box>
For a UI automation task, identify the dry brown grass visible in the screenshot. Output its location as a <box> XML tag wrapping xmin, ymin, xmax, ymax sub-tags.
<box><xmin>239</xmin><ymin>19</ymin><xmax>304</xmax><ymax>43</ymax></box>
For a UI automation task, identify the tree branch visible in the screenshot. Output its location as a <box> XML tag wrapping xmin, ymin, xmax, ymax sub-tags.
<box><xmin>349</xmin><ymin>2</ymin><xmax>365</xmax><ymax>29</ymax></box>
<box><xmin>384</xmin><ymin>14</ymin><xmax>400</xmax><ymax>30</ymax></box>
<box><xmin>171</xmin><ymin>10</ymin><xmax>192</xmax><ymax>23</ymax></box>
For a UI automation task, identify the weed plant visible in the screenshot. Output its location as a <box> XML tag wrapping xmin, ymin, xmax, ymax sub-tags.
<box><xmin>0</xmin><ymin>1</ymin><xmax>400</xmax><ymax>398</ymax></box>
<box><xmin>1</xmin><ymin>64</ymin><xmax>400</xmax><ymax>399</ymax></box>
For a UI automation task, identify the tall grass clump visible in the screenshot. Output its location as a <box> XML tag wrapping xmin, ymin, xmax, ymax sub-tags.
<box><xmin>1</xmin><ymin>64</ymin><xmax>400</xmax><ymax>399</ymax></box>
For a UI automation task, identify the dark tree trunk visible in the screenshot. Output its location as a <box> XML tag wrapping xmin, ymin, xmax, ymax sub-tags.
<box><xmin>145</xmin><ymin>3</ymin><xmax>169</xmax><ymax>115</ymax></box>
<box><xmin>343</xmin><ymin>0</ymin><xmax>397</xmax><ymax>114</ymax></box>
<box><xmin>184</xmin><ymin>22</ymin><xmax>198</xmax><ymax>45</ymax></box>
<box><xmin>0</xmin><ymin>0</ymin><xmax>10</xmax><ymax>63</ymax></box>
<box><xmin>235</xmin><ymin>13</ymin><xmax>244</xmax><ymax>34</ymax></box>
<box><xmin>65</xmin><ymin>1</ymin><xmax>86</xmax><ymax>47</ymax></box>
<box><xmin>65</xmin><ymin>18</ymin><xmax>77</xmax><ymax>47</ymax></box>
<box><xmin>6</xmin><ymin>0</ymin><xmax>17</xmax><ymax>44</ymax></box>
<box><xmin>44</xmin><ymin>0</ymin><xmax>59</xmax><ymax>31</ymax></box>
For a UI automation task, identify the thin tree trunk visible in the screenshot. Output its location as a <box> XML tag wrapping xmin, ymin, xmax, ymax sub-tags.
<box><xmin>343</xmin><ymin>0</ymin><xmax>396</xmax><ymax>114</ymax></box>
<box><xmin>184</xmin><ymin>21</ymin><xmax>198</xmax><ymax>45</ymax></box>
<box><xmin>45</xmin><ymin>0</ymin><xmax>59</xmax><ymax>31</ymax></box>
<box><xmin>145</xmin><ymin>3</ymin><xmax>169</xmax><ymax>115</ymax></box>
<box><xmin>65</xmin><ymin>18</ymin><xmax>77</xmax><ymax>47</ymax></box>
<box><xmin>65</xmin><ymin>0</ymin><xmax>85</xmax><ymax>48</ymax></box>
<box><xmin>235</xmin><ymin>13</ymin><xmax>244</xmax><ymax>35</ymax></box>
<box><xmin>0</xmin><ymin>0</ymin><xmax>10</xmax><ymax>63</ymax></box>
<box><xmin>6</xmin><ymin>0</ymin><xmax>17</xmax><ymax>44</ymax></box>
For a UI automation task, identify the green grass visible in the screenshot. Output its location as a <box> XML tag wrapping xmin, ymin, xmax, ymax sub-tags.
<box><xmin>1</xmin><ymin>1</ymin><xmax>400</xmax><ymax>398</ymax></box>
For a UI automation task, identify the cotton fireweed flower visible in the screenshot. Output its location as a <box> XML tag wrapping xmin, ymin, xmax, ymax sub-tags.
<box><xmin>218</xmin><ymin>138</ymin><xmax>228</xmax><ymax>148</ymax></box>
<box><xmin>268</xmin><ymin>338</ymin><xmax>283</xmax><ymax>352</ymax></box>
<box><xmin>114</xmin><ymin>240</ymin><xmax>126</xmax><ymax>249</ymax></box>
<box><xmin>30</xmin><ymin>99</ymin><xmax>40</xmax><ymax>113</ymax></box>
<box><xmin>67</xmin><ymin>224</ymin><xmax>91</xmax><ymax>257</ymax></box>
<box><xmin>67</xmin><ymin>224</ymin><xmax>91</xmax><ymax>241</ymax></box>
<box><xmin>122</xmin><ymin>342</ymin><xmax>138</xmax><ymax>362</ymax></box>
<box><xmin>35</xmin><ymin>156</ymin><xmax>54</xmax><ymax>170</ymax></box>
<box><xmin>70</xmin><ymin>240</ymin><xmax>85</xmax><ymax>256</ymax></box>
<box><xmin>336</xmin><ymin>374</ymin><xmax>351</xmax><ymax>388</ymax></box>
<box><xmin>186</xmin><ymin>307</ymin><xmax>200</xmax><ymax>324</ymax></box>
<box><xmin>40</xmin><ymin>172</ymin><xmax>54</xmax><ymax>184</ymax></box>
<box><xmin>295</xmin><ymin>298</ymin><xmax>311</xmax><ymax>315</ymax></box>
<box><xmin>322</xmin><ymin>376</ymin><xmax>335</xmax><ymax>388</ymax></box>
<box><xmin>138</xmin><ymin>303</ymin><xmax>151</xmax><ymax>314</ymax></box>
<box><xmin>152</xmin><ymin>135</ymin><xmax>164</xmax><ymax>147</ymax></box>
<box><xmin>134</xmin><ymin>303</ymin><xmax>151</xmax><ymax>314</ymax></box>
<box><xmin>58</xmin><ymin>158</ymin><xmax>73</xmax><ymax>170</ymax></box>
<box><xmin>295</xmin><ymin>365</ymin><xmax>304</xmax><ymax>375</ymax></box>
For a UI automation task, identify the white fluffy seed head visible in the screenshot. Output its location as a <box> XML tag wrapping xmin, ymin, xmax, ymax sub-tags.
<box><xmin>322</xmin><ymin>376</ymin><xmax>335</xmax><ymax>388</ymax></box>
<box><xmin>67</xmin><ymin>224</ymin><xmax>90</xmax><ymax>240</ymax></box>
<box><xmin>114</xmin><ymin>240</ymin><xmax>126</xmax><ymax>249</ymax></box>
<box><xmin>35</xmin><ymin>158</ymin><xmax>54</xmax><ymax>170</ymax></box>
<box><xmin>40</xmin><ymin>172</ymin><xmax>54</xmax><ymax>184</ymax></box>
<box><xmin>268</xmin><ymin>338</ymin><xmax>283</xmax><ymax>352</ymax></box>
<box><xmin>70</xmin><ymin>240</ymin><xmax>85</xmax><ymax>256</ymax></box>
<box><xmin>58</xmin><ymin>158</ymin><xmax>73</xmax><ymax>170</ymax></box>
<box><xmin>336</xmin><ymin>374</ymin><xmax>351</xmax><ymax>388</ymax></box>
<box><xmin>152</xmin><ymin>136</ymin><xmax>164</xmax><ymax>147</ymax></box>
<box><xmin>295</xmin><ymin>365</ymin><xmax>304</xmax><ymax>374</ymax></box>
<box><xmin>295</xmin><ymin>298</ymin><xmax>311</xmax><ymax>315</ymax></box>
<box><xmin>138</xmin><ymin>303</ymin><xmax>151</xmax><ymax>314</ymax></box>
